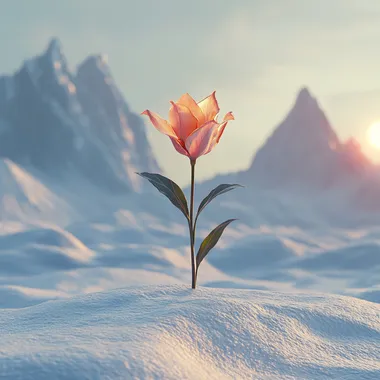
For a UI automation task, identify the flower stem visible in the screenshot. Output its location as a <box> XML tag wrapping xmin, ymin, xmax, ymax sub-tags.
<box><xmin>189</xmin><ymin>159</ymin><xmax>196</xmax><ymax>289</ymax></box>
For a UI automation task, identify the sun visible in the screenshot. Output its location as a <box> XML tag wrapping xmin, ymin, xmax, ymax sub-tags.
<box><xmin>367</xmin><ymin>122</ymin><xmax>380</xmax><ymax>149</ymax></box>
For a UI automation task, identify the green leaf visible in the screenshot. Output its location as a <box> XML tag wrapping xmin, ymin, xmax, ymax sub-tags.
<box><xmin>136</xmin><ymin>172</ymin><xmax>189</xmax><ymax>220</ymax></box>
<box><xmin>196</xmin><ymin>184</ymin><xmax>243</xmax><ymax>221</ymax></box>
<box><xmin>196</xmin><ymin>219</ymin><xmax>237</xmax><ymax>270</ymax></box>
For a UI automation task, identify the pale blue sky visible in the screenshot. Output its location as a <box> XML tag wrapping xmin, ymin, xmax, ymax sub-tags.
<box><xmin>1</xmin><ymin>0</ymin><xmax>380</xmax><ymax>185</ymax></box>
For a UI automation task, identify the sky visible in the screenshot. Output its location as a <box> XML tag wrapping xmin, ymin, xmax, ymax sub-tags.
<box><xmin>1</xmin><ymin>0</ymin><xmax>380</xmax><ymax>185</ymax></box>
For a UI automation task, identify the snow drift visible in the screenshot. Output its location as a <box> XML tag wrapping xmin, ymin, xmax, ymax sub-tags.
<box><xmin>0</xmin><ymin>286</ymin><xmax>379</xmax><ymax>380</ymax></box>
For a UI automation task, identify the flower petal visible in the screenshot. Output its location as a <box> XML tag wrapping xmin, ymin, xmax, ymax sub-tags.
<box><xmin>185</xmin><ymin>120</ymin><xmax>220</xmax><ymax>159</ymax></box>
<box><xmin>169</xmin><ymin>101</ymin><xmax>198</xmax><ymax>141</ymax></box>
<box><xmin>170</xmin><ymin>137</ymin><xmax>190</xmax><ymax>157</ymax></box>
<box><xmin>141</xmin><ymin>110</ymin><xmax>177</xmax><ymax>138</ymax></box>
<box><xmin>215</xmin><ymin>112</ymin><xmax>234</xmax><ymax>144</ymax></box>
<box><xmin>202</xmin><ymin>131</ymin><xmax>219</xmax><ymax>155</ymax></box>
<box><xmin>197</xmin><ymin>91</ymin><xmax>220</xmax><ymax>121</ymax></box>
<box><xmin>223</xmin><ymin>111</ymin><xmax>234</xmax><ymax>122</ymax></box>
<box><xmin>201</xmin><ymin>112</ymin><xmax>234</xmax><ymax>156</ymax></box>
<box><xmin>215</xmin><ymin>122</ymin><xmax>228</xmax><ymax>144</ymax></box>
<box><xmin>177</xmin><ymin>93</ymin><xmax>204</xmax><ymax>125</ymax></box>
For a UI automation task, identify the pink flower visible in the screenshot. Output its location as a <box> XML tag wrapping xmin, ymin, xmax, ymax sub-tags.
<box><xmin>142</xmin><ymin>91</ymin><xmax>234</xmax><ymax>160</ymax></box>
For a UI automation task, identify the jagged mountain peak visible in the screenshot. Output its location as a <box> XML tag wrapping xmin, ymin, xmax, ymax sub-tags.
<box><xmin>295</xmin><ymin>86</ymin><xmax>313</xmax><ymax>102</ymax></box>
<box><xmin>17</xmin><ymin>37</ymin><xmax>75</xmax><ymax>102</ymax></box>
<box><xmin>242</xmin><ymin>87</ymin><xmax>371</xmax><ymax>189</ymax></box>
<box><xmin>0</xmin><ymin>38</ymin><xmax>161</xmax><ymax>194</ymax></box>
<box><xmin>253</xmin><ymin>87</ymin><xmax>339</xmax><ymax>159</ymax></box>
<box><xmin>25</xmin><ymin>38</ymin><xmax>68</xmax><ymax>73</ymax></box>
<box><xmin>287</xmin><ymin>87</ymin><xmax>326</xmax><ymax>124</ymax></box>
<box><xmin>76</xmin><ymin>53</ymin><xmax>121</xmax><ymax>108</ymax></box>
<box><xmin>78</xmin><ymin>54</ymin><xmax>111</xmax><ymax>77</ymax></box>
<box><xmin>285</xmin><ymin>87</ymin><xmax>336</xmax><ymax>138</ymax></box>
<box><xmin>44</xmin><ymin>38</ymin><xmax>72</xmax><ymax>77</ymax></box>
<box><xmin>46</xmin><ymin>38</ymin><xmax>63</xmax><ymax>60</ymax></box>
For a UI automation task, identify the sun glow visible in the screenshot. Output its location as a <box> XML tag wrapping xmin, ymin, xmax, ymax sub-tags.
<box><xmin>367</xmin><ymin>122</ymin><xmax>380</xmax><ymax>149</ymax></box>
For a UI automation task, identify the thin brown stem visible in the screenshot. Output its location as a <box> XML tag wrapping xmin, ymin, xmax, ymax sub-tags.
<box><xmin>189</xmin><ymin>159</ymin><xmax>197</xmax><ymax>289</ymax></box>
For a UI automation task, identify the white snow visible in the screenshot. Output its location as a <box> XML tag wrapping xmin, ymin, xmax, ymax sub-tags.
<box><xmin>0</xmin><ymin>159</ymin><xmax>74</xmax><ymax>225</ymax></box>
<box><xmin>0</xmin><ymin>286</ymin><xmax>378</xmax><ymax>379</ymax></box>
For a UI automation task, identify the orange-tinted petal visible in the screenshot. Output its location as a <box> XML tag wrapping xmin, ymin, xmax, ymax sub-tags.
<box><xmin>223</xmin><ymin>111</ymin><xmax>234</xmax><ymax>122</ymax></box>
<box><xmin>215</xmin><ymin>112</ymin><xmax>234</xmax><ymax>144</ymax></box>
<box><xmin>197</xmin><ymin>91</ymin><xmax>220</xmax><ymax>121</ymax></box>
<box><xmin>141</xmin><ymin>110</ymin><xmax>177</xmax><ymax>138</ymax></box>
<box><xmin>215</xmin><ymin>122</ymin><xmax>228</xmax><ymax>144</ymax></box>
<box><xmin>169</xmin><ymin>137</ymin><xmax>190</xmax><ymax>157</ymax></box>
<box><xmin>177</xmin><ymin>93</ymin><xmax>204</xmax><ymax>125</ymax></box>
<box><xmin>202</xmin><ymin>131</ymin><xmax>219</xmax><ymax>155</ymax></box>
<box><xmin>169</xmin><ymin>101</ymin><xmax>198</xmax><ymax>141</ymax></box>
<box><xmin>185</xmin><ymin>120</ymin><xmax>220</xmax><ymax>159</ymax></box>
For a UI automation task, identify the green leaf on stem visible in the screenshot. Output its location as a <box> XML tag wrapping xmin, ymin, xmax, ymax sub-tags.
<box><xmin>196</xmin><ymin>219</ymin><xmax>237</xmax><ymax>270</ymax></box>
<box><xmin>196</xmin><ymin>184</ymin><xmax>243</xmax><ymax>222</ymax></box>
<box><xmin>136</xmin><ymin>172</ymin><xmax>189</xmax><ymax>220</ymax></box>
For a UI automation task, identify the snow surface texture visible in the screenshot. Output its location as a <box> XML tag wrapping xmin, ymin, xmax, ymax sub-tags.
<box><xmin>1</xmin><ymin>215</ymin><xmax>380</xmax><ymax>309</ymax></box>
<box><xmin>1</xmin><ymin>286</ymin><xmax>379</xmax><ymax>380</ymax></box>
<box><xmin>0</xmin><ymin>39</ymin><xmax>380</xmax><ymax>379</ymax></box>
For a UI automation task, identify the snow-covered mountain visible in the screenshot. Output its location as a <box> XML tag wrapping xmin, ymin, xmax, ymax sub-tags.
<box><xmin>240</xmin><ymin>87</ymin><xmax>373</xmax><ymax>190</ymax></box>
<box><xmin>0</xmin><ymin>38</ymin><xmax>160</xmax><ymax>194</ymax></box>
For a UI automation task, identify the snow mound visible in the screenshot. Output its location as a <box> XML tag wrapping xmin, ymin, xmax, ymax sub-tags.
<box><xmin>296</xmin><ymin>242</ymin><xmax>380</xmax><ymax>271</ymax></box>
<box><xmin>0</xmin><ymin>226</ymin><xmax>94</xmax><ymax>276</ymax></box>
<box><xmin>1</xmin><ymin>220</ymin><xmax>380</xmax><ymax>309</ymax></box>
<box><xmin>208</xmin><ymin>234</ymin><xmax>300</xmax><ymax>275</ymax></box>
<box><xmin>0</xmin><ymin>285</ymin><xmax>379</xmax><ymax>380</ymax></box>
<box><xmin>0</xmin><ymin>159</ymin><xmax>73</xmax><ymax>224</ymax></box>
<box><xmin>0</xmin><ymin>285</ymin><xmax>66</xmax><ymax>309</ymax></box>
